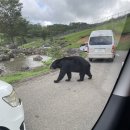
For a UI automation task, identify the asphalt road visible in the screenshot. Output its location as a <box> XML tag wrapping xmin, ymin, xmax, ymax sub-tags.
<box><xmin>15</xmin><ymin>51</ymin><xmax>127</xmax><ymax>130</ymax></box>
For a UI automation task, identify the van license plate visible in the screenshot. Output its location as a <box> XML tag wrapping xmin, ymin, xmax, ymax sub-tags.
<box><xmin>95</xmin><ymin>49</ymin><xmax>105</xmax><ymax>53</ymax></box>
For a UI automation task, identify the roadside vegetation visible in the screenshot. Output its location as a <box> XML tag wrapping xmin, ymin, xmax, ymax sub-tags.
<box><xmin>0</xmin><ymin>67</ymin><xmax>49</xmax><ymax>84</ymax></box>
<box><xmin>0</xmin><ymin>59</ymin><xmax>53</xmax><ymax>84</ymax></box>
<box><xmin>20</xmin><ymin>38</ymin><xmax>43</xmax><ymax>49</ymax></box>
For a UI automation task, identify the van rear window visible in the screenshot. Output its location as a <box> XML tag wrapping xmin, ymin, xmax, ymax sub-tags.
<box><xmin>89</xmin><ymin>36</ymin><xmax>112</xmax><ymax>45</ymax></box>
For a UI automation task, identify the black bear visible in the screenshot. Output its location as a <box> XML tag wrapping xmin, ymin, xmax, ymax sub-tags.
<box><xmin>50</xmin><ymin>56</ymin><xmax>92</xmax><ymax>83</ymax></box>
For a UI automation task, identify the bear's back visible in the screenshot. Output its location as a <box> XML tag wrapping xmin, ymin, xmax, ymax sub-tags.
<box><xmin>61</xmin><ymin>56</ymin><xmax>90</xmax><ymax>67</ymax></box>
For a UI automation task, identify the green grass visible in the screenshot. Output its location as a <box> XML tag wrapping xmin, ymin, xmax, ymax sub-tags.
<box><xmin>64</xmin><ymin>29</ymin><xmax>92</xmax><ymax>43</ymax></box>
<box><xmin>64</xmin><ymin>16</ymin><xmax>130</xmax><ymax>49</ymax></box>
<box><xmin>117</xmin><ymin>41</ymin><xmax>130</xmax><ymax>50</ymax></box>
<box><xmin>123</xmin><ymin>16</ymin><xmax>130</xmax><ymax>34</ymax></box>
<box><xmin>21</xmin><ymin>38</ymin><xmax>43</xmax><ymax>49</ymax></box>
<box><xmin>95</xmin><ymin>18</ymin><xmax>127</xmax><ymax>34</ymax></box>
<box><xmin>0</xmin><ymin>66</ymin><xmax>50</xmax><ymax>84</ymax></box>
<box><xmin>64</xmin><ymin>28</ymin><xmax>93</xmax><ymax>48</ymax></box>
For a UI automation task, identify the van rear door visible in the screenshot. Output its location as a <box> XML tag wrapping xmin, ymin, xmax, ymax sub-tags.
<box><xmin>89</xmin><ymin>36</ymin><xmax>113</xmax><ymax>54</ymax></box>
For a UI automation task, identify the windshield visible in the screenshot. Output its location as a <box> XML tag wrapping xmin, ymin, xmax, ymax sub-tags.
<box><xmin>89</xmin><ymin>36</ymin><xmax>112</xmax><ymax>45</ymax></box>
<box><xmin>0</xmin><ymin>0</ymin><xmax>130</xmax><ymax>130</ymax></box>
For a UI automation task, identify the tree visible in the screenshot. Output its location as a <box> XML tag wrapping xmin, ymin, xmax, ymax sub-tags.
<box><xmin>0</xmin><ymin>0</ymin><xmax>28</xmax><ymax>43</ymax></box>
<box><xmin>15</xmin><ymin>17</ymin><xmax>29</xmax><ymax>45</ymax></box>
<box><xmin>41</xmin><ymin>28</ymin><xmax>48</xmax><ymax>41</ymax></box>
<box><xmin>27</xmin><ymin>23</ymin><xmax>43</xmax><ymax>37</ymax></box>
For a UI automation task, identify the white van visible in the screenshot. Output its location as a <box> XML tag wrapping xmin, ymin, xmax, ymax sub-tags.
<box><xmin>0</xmin><ymin>80</ymin><xmax>26</xmax><ymax>130</ymax></box>
<box><xmin>88</xmin><ymin>30</ymin><xmax>116</xmax><ymax>61</ymax></box>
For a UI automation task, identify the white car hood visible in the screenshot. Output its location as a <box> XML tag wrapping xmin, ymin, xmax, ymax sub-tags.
<box><xmin>0</xmin><ymin>80</ymin><xmax>13</xmax><ymax>97</ymax></box>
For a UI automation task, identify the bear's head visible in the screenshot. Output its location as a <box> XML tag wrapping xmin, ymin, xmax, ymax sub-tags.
<box><xmin>50</xmin><ymin>59</ymin><xmax>61</xmax><ymax>69</ymax></box>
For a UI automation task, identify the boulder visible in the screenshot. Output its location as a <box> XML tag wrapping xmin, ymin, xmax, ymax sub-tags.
<box><xmin>11</xmin><ymin>49</ymin><xmax>22</xmax><ymax>55</ymax></box>
<box><xmin>0</xmin><ymin>69</ymin><xmax>4</xmax><ymax>74</ymax></box>
<box><xmin>0</xmin><ymin>54</ymin><xmax>10</xmax><ymax>61</ymax></box>
<box><xmin>18</xmin><ymin>53</ymin><xmax>26</xmax><ymax>57</ymax></box>
<box><xmin>33</xmin><ymin>55</ymin><xmax>43</xmax><ymax>61</ymax></box>
<box><xmin>66</xmin><ymin>48</ymin><xmax>80</xmax><ymax>56</ymax></box>
<box><xmin>23</xmin><ymin>48</ymin><xmax>33</xmax><ymax>55</ymax></box>
<box><xmin>8</xmin><ymin>51</ymin><xmax>15</xmax><ymax>58</ymax></box>
<box><xmin>10</xmin><ymin>58</ymin><xmax>15</xmax><ymax>62</ymax></box>
<box><xmin>0</xmin><ymin>55</ymin><xmax>3</xmax><ymax>61</ymax></box>
<box><xmin>21</xmin><ymin>66</ymin><xmax>30</xmax><ymax>71</ymax></box>
<box><xmin>7</xmin><ymin>44</ymin><xmax>18</xmax><ymax>49</ymax></box>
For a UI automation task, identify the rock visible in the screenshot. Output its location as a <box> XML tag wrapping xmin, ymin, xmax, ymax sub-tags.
<box><xmin>22</xmin><ymin>48</ymin><xmax>33</xmax><ymax>55</ymax></box>
<box><xmin>18</xmin><ymin>53</ymin><xmax>26</xmax><ymax>57</ymax></box>
<box><xmin>10</xmin><ymin>58</ymin><xmax>14</xmax><ymax>62</ymax></box>
<box><xmin>0</xmin><ymin>54</ymin><xmax>10</xmax><ymax>61</ymax></box>
<box><xmin>0</xmin><ymin>56</ymin><xmax>3</xmax><ymax>61</ymax></box>
<box><xmin>11</xmin><ymin>49</ymin><xmax>22</xmax><ymax>55</ymax></box>
<box><xmin>33</xmin><ymin>48</ymin><xmax>44</xmax><ymax>55</ymax></box>
<box><xmin>7</xmin><ymin>44</ymin><xmax>18</xmax><ymax>49</ymax></box>
<box><xmin>33</xmin><ymin>55</ymin><xmax>43</xmax><ymax>61</ymax></box>
<box><xmin>0</xmin><ymin>47</ymin><xmax>10</xmax><ymax>54</ymax></box>
<box><xmin>21</xmin><ymin>66</ymin><xmax>30</xmax><ymax>71</ymax></box>
<box><xmin>60</xmin><ymin>42</ymin><xmax>69</xmax><ymax>47</ymax></box>
<box><xmin>66</xmin><ymin>48</ymin><xmax>80</xmax><ymax>56</ymax></box>
<box><xmin>0</xmin><ymin>69</ymin><xmax>4</xmax><ymax>74</ymax></box>
<box><xmin>8</xmin><ymin>51</ymin><xmax>15</xmax><ymax>58</ymax></box>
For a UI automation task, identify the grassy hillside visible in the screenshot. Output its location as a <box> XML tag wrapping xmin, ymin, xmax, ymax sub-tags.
<box><xmin>64</xmin><ymin>16</ymin><xmax>130</xmax><ymax>49</ymax></box>
<box><xmin>21</xmin><ymin>38</ymin><xmax>43</xmax><ymax>49</ymax></box>
<box><xmin>18</xmin><ymin>16</ymin><xmax>130</xmax><ymax>49</ymax></box>
<box><xmin>122</xmin><ymin>16</ymin><xmax>130</xmax><ymax>34</ymax></box>
<box><xmin>64</xmin><ymin>28</ymin><xmax>93</xmax><ymax>48</ymax></box>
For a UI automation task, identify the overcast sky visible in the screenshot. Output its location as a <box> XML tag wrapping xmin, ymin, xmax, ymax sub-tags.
<box><xmin>20</xmin><ymin>0</ymin><xmax>130</xmax><ymax>25</ymax></box>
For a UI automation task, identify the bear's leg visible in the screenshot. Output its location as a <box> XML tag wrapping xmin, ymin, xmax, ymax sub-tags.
<box><xmin>54</xmin><ymin>70</ymin><xmax>66</xmax><ymax>83</ymax></box>
<box><xmin>86</xmin><ymin>71</ymin><xmax>92</xmax><ymax>79</ymax></box>
<box><xmin>77</xmin><ymin>72</ymin><xmax>85</xmax><ymax>81</ymax></box>
<box><xmin>65</xmin><ymin>72</ymin><xmax>71</xmax><ymax>81</ymax></box>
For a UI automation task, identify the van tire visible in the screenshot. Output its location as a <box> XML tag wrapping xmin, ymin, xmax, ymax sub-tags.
<box><xmin>89</xmin><ymin>58</ymin><xmax>93</xmax><ymax>62</ymax></box>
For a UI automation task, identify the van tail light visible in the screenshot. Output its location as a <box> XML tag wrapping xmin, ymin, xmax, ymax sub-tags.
<box><xmin>111</xmin><ymin>45</ymin><xmax>115</xmax><ymax>53</ymax></box>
